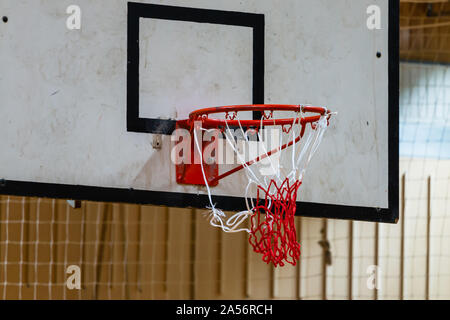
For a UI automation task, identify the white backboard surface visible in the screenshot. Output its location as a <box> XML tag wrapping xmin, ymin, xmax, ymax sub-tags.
<box><xmin>0</xmin><ymin>0</ymin><xmax>399</xmax><ymax>222</ymax></box>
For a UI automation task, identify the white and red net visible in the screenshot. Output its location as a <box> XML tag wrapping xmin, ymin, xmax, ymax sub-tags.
<box><xmin>189</xmin><ymin>105</ymin><xmax>333</xmax><ymax>267</ymax></box>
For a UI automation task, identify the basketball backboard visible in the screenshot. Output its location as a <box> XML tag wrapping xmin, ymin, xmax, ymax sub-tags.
<box><xmin>0</xmin><ymin>0</ymin><xmax>399</xmax><ymax>223</ymax></box>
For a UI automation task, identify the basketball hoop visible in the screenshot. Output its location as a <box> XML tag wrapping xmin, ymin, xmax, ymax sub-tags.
<box><xmin>176</xmin><ymin>104</ymin><xmax>334</xmax><ymax>266</ymax></box>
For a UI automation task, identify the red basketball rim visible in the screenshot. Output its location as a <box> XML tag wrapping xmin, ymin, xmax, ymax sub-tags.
<box><xmin>187</xmin><ymin>104</ymin><xmax>329</xmax><ymax>128</ymax></box>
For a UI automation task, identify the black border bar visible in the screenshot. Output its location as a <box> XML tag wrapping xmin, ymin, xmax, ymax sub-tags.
<box><xmin>387</xmin><ymin>0</ymin><xmax>400</xmax><ymax>223</ymax></box>
<box><xmin>0</xmin><ymin>179</ymin><xmax>395</xmax><ymax>223</ymax></box>
<box><xmin>127</xmin><ymin>2</ymin><xmax>265</xmax><ymax>134</ymax></box>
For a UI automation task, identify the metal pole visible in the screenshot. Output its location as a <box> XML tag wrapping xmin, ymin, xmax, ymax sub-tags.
<box><xmin>163</xmin><ymin>207</ymin><xmax>169</xmax><ymax>294</ymax></box>
<box><xmin>136</xmin><ymin>206</ymin><xmax>143</xmax><ymax>293</ymax></box>
<box><xmin>121</xmin><ymin>205</ymin><xmax>130</xmax><ymax>300</ymax></box>
<box><xmin>94</xmin><ymin>204</ymin><xmax>109</xmax><ymax>299</ymax></box>
<box><xmin>426</xmin><ymin>176</ymin><xmax>431</xmax><ymax>300</ymax></box>
<box><xmin>217</xmin><ymin>224</ymin><xmax>223</xmax><ymax>297</ymax></box>
<box><xmin>400</xmin><ymin>173</ymin><xmax>405</xmax><ymax>300</ymax></box>
<box><xmin>321</xmin><ymin>219</ymin><xmax>327</xmax><ymax>300</ymax></box>
<box><xmin>23</xmin><ymin>198</ymin><xmax>30</xmax><ymax>287</ymax></box>
<box><xmin>297</xmin><ymin>217</ymin><xmax>302</xmax><ymax>300</ymax></box>
<box><xmin>348</xmin><ymin>221</ymin><xmax>353</xmax><ymax>300</ymax></box>
<box><xmin>190</xmin><ymin>209</ymin><xmax>197</xmax><ymax>299</ymax></box>
<box><xmin>271</xmin><ymin>264</ymin><xmax>276</xmax><ymax>299</ymax></box>
<box><xmin>374</xmin><ymin>222</ymin><xmax>379</xmax><ymax>300</ymax></box>
<box><xmin>245</xmin><ymin>221</ymin><xmax>250</xmax><ymax>298</ymax></box>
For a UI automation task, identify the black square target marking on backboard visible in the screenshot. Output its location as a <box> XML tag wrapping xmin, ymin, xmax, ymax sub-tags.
<box><xmin>126</xmin><ymin>2</ymin><xmax>265</xmax><ymax>134</ymax></box>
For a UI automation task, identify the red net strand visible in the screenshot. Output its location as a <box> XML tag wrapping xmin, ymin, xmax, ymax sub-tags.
<box><xmin>248</xmin><ymin>178</ymin><xmax>301</xmax><ymax>267</ymax></box>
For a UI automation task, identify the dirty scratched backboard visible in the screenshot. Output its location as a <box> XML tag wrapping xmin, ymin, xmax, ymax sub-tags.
<box><xmin>0</xmin><ymin>0</ymin><xmax>399</xmax><ymax>222</ymax></box>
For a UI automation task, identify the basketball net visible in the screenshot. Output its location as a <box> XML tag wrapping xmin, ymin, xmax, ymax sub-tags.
<box><xmin>193</xmin><ymin>108</ymin><xmax>331</xmax><ymax>266</ymax></box>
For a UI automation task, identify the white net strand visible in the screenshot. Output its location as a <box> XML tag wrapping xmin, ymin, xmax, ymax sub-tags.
<box><xmin>224</xmin><ymin>121</ymin><xmax>264</xmax><ymax>188</ymax></box>
<box><xmin>193</xmin><ymin>127</ymin><xmax>251</xmax><ymax>233</ymax></box>
<box><xmin>241</xmin><ymin>108</ymin><xmax>328</xmax><ymax>192</ymax></box>
<box><xmin>254</xmin><ymin>117</ymin><xmax>284</xmax><ymax>185</ymax></box>
<box><xmin>294</xmin><ymin>112</ymin><xmax>329</xmax><ymax>181</ymax></box>
<box><xmin>291</xmin><ymin>112</ymin><xmax>301</xmax><ymax>176</ymax></box>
